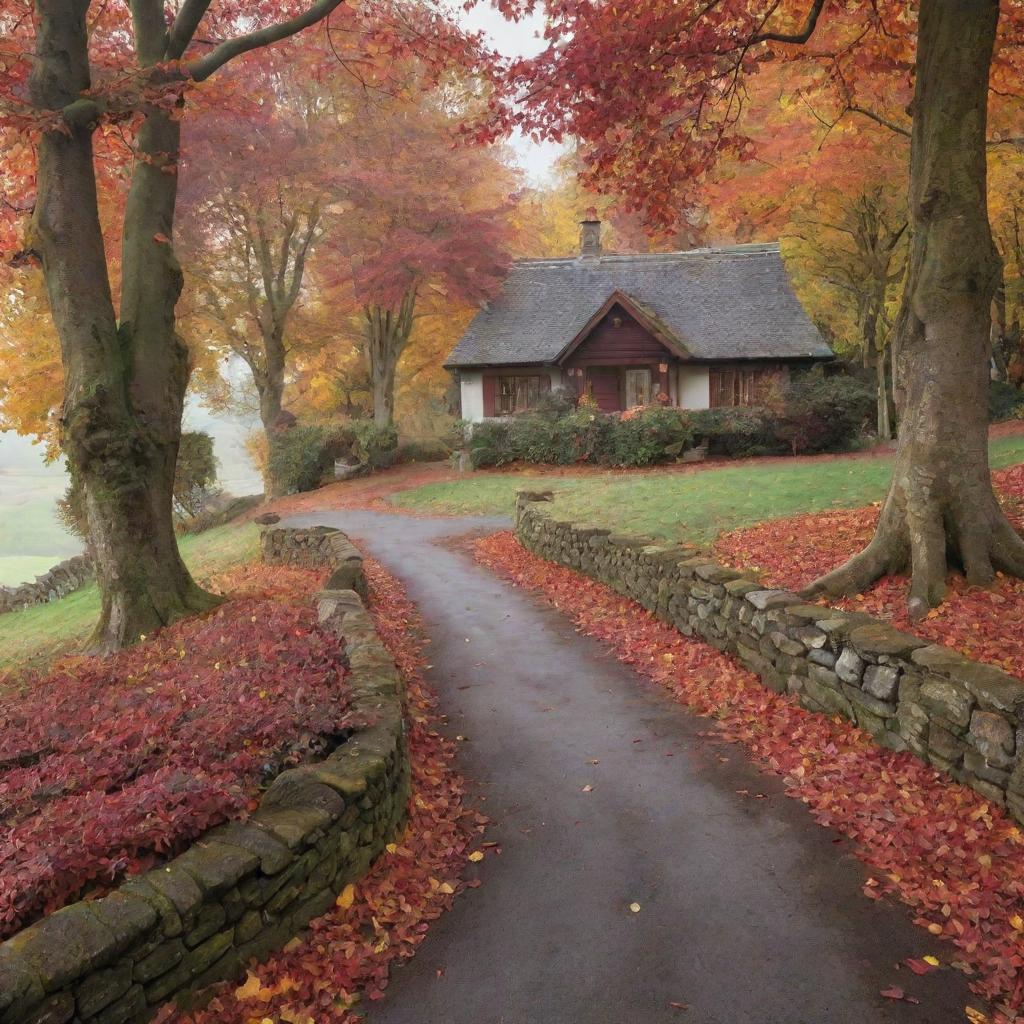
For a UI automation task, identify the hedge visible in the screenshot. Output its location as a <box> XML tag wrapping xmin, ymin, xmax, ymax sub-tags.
<box><xmin>469</xmin><ymin>374</ymin><xmax>875</xmax><ymax>469</ymax></box>
<box><xmin>469</xmin><ymin>406</ymin><xmax>694</xmax><ymax>469</ymax></box>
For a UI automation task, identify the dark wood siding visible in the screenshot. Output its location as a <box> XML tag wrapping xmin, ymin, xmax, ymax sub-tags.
<box><xmin>588</xmin><ymin>367</ymin><xmax>621</xmax><ymax>412</ymax></box>
<box><xmin>564</xmin><ymin>306</ymin><xmax>668</xmax><ymax>367</ymax></box>
<box><xmin>482</xmin><ymin>374</ymin><xmax>497</xmax><ymax>417</ymax></box>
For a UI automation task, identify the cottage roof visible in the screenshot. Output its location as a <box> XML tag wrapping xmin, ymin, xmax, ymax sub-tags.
<box><xmin>444</xmin><ymin>242</ymin><xmax>833</xmax><ymax>369</ymax></box>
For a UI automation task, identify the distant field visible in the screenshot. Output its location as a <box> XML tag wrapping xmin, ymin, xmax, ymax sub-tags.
<box><xmin>389</xmin><ymin>434</ymin><xmax>1024</xmax><ymax>546</ymax></box>
<box><xmin>0</xmin><ymin>556</ymin><xmax>66</xmax><ymax>587</ymax></box>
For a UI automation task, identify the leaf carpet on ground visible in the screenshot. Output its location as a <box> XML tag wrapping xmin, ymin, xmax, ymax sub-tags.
<box><xmin>714</xmin><ymin>465</ymin><xmax>1024</xmax><ymax>681</ymax></box>
<box><xmin>0</xmin><ymin>564</ymin><xmax>348</xmax><ymax>938</ymax></box>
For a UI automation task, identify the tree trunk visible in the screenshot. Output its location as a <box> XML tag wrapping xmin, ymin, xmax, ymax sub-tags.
<box><xmin>258</xmin><ymin>340</ymin><xmax>287</xmax><ymax>496</ymax></box>
<box><xmin>861</xmin><ymin>299</ymin><xmax>892</xmax><ymax>440</ymax></box>
<box><xmin>364</xmin><ymin>289</ymin><xmax>417</xmax><ymax>426</ymax></box>
<box><xmin>875</xmin><ymin>342</ymin><xmax>892</xmax><ymax>441</ymax></box>
<box><xmin>31</xmin><ymin>1</ymin><xmax>216</xmax><ymax>651</ymax></box>
<box><xmin>804</xmin><ymin>0</ymin><xmax>1024</xmax><ymax>618</ymax></box>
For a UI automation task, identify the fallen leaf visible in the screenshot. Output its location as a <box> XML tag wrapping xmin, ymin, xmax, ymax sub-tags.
<box><xmin>904</xmin><ymin>957</ymin><xmax>936</xmax><ymax>976</ymax></box>
<box><xmin>468</xmin><ymin>851</ymin><xmax>484</xmax><ymax>862</ymax></box>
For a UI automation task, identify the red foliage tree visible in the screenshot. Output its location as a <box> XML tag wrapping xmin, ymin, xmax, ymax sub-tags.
<box><xmin>0</xmin><ymin>1</ymin><xmax>483</xmax><ymax>649</ymax></box>
<box><xmin>322</xmin><ymin>93</ymin><xmax>517</xmax><ymax>425</ymax></box>
<box><xmin>486</xmin><ymin>0</ymin><xmax>1024</xmax><ymax>616</ymax></box>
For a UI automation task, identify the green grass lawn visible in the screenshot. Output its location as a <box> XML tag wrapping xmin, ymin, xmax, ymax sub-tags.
<box><xmin>390</xmin><ymin>434</ymin><xmax>1024</xmax><ymax>546</ymax></box>
<box><xmin>0</xmin><ymin>523</ymin><xmax>260</xmax><ymax>675</ymax></box>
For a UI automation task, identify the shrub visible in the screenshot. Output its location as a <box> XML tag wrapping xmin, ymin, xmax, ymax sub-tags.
<box><xmin>532</xmin><ymin>386</ymin><xmax>579</xmax><ymax>421</ymax></box>
<box><xmin>348</xmin><ymin>421</ymin><xmax>399</xmax><ymax>470</ymax></box>
<box><xmin>269</xmin><ymin>424</ymin><xmax>333</xmax><ymax>494</ymax></box>
<box><xmin>990</xmin><ymin>380</ymin><xmax>1024</xmax><ymax>422</ymax></box>
<box><xmin>468</xmin><ymin>406</ymin><xmax>693</xmax><ymax>469</ymax></box>
<box><xmin>563</xmin><ymin>407</ymin><xmax>617</xmax><ymax>464</ymax></box>
<box><xmin>468</xmin><ymin>419</ymin><xmax>515</xmax><ymax>468</ymax></box>
<box><xmin>776</xmin><ymin>374</ymin><xmax>874</xmax><ymax>454</ymax></box>
<box><xmin>691</xmin><ymin>407</ymin><xmax>785</xmax><ymax>458</ymax></box>
<box><xmin>395</xmin><ymin>437</ymin><xmax>453</xmax><ymax>464</ymax></box>
<box><xmin>609</xmin><ymin>406</ymin><xmax>694</xmax><ymax>467</ymax></box>
<box><xmin>173</xmin><ymin>431</ymin><xmax>219</xmax><ymax>518</ymax></box>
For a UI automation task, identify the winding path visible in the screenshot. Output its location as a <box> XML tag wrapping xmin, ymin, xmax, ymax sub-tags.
<box><xmin>286</xmin><ymin>509</ymin><xmax>975</xmax><ymax>1024</ymax></box>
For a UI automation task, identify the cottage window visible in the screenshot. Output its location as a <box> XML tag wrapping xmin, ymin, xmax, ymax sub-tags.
<box><xmin>624</xmin><ymin>368</ymin><xmax>652</xmax><ymax>409</ymax></box>
<box><xmin>709</xmin><ymin>367</ymin><xmax>777</xmax><ymax>408</ymax></box>
<box><xmin>497</xmin><ymin>375</ymin><xmax>546</xmax><ymax>415</ymax></box>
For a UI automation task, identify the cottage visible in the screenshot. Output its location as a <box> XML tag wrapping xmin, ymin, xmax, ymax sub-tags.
<box><xmin>445</xmin><ymin>218</ymin><xmax>833</xmax><ymax>422</ymax></box>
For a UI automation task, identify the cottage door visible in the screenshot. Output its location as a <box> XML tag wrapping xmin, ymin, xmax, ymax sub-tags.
<box><xmin>587</xmin><ymin>367</ymin><xmax>621</xmax><ymax>412</ymax></box>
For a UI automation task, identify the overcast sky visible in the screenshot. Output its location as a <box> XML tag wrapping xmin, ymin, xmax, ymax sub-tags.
<box><xmin>457</xmin><ymin>3</ymin><xmax>567</xmax><ymax>184</ymax></box>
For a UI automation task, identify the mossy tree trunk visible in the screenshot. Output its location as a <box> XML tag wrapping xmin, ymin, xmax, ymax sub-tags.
<box><xmin>29</xmin><ymin>0</ymin><xmax>345</xmax><ymax>649</ymax></box>
<box><xmin>364</xmin><ymin>288</ymin><xmax>418</xmax><ymax>426</ymax></box>
<box><xmin>31</xmin><ymin>1</ymin><xmax>219</xmax><ymax>652</ymax></box>
<box><xmin>805</xmin><ymin>0</ymin><xmax>1024</xmax><ymax>617</ymax></box>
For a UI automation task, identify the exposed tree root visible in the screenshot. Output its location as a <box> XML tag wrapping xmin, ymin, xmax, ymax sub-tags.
<box><xmin>802</xmin><ymin>483</ymin><xmax>1024</xmax><ymax>621</ymax></box>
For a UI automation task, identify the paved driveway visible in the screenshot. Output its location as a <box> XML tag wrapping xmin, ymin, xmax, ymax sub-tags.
<box><xmin>285</xmin><ymin>509</ymin><xmax>976</xmax><ymax>1024</ymax></box>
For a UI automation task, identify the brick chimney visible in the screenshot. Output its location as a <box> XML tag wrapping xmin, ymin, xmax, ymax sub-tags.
<box><xmin>579</xmin><ymin>208</ymin><xmax>602</xmax><ymax>259</ymax></box>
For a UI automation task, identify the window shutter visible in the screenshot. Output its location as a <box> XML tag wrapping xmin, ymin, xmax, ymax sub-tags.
<box><xmin>482</xmin><ymin>374</ymin><xmax>497</xmax><ymax>417</ymax></box>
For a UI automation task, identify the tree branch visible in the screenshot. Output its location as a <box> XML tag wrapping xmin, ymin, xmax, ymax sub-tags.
<box><xmin>751</xmin><ymin>0</ymin><xmax>826</xmax><ymax>45</ymax></box>
<box><xmin>130</xmin><ymin>0</ymin><xmax>169</xmax><ymax>66</ymax></box>
<box><xmin>166</xmin><ymin>0</ymin><xmax>213</xmax><ymax>60</ymax></box>
<box><xmin>847</xmin><ymin>103</ymin><xmax>912</xmax><ymax>138</ymax></box>
<box><xmin>187</xmin><ymin>0</ymin><xmax>347</xmax><ymax>82</ymax></box>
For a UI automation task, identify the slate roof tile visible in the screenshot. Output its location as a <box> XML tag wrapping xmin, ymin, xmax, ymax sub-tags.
<box><xmin>445</xmin><ymin>242</ymin><xmax>833</xmax><ymax>368</ymax></box>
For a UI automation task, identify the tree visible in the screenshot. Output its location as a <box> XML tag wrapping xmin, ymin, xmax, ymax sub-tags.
<box><xmin>178</xmin><ymin>81</ymin><xmax>333</xmax><ymax>496</ymax></box>
<box><xmin>490</xmin><ymin>0</ymin><xmax>1024</xmax><ymax>616</ymax></box>
<box><xmin>787</xmin><ymin>185</ymin><xmax>907</xmax><ymax>439</ymax></box>
<box><xmin>0</xmin><ymin>0</ymin><xmax>477</xmax><ymax>648</ymax></box>
<box><xmin>325</xmin><ymin>94</ymin><xmax>516</xmax><ymax>425</ymax></box>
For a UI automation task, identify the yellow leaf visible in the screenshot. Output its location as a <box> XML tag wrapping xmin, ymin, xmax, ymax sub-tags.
<box><xmin>629</xmin><ymin>902</ymin><xmax>642</xmax><ymax>913</ymax></box>
<box><xmin>965</xmin><ymin>1008</ymin><xmax>990</xmax><ymax>1024</ymax></box>
<box><xmin>281</xmin><ymin>1010</ymin><xmax>316</xmax><ymax>1024</ymax></box>
<box><xmin>234</xmin><ymin>971</ymin><xmax>265</xmax><ymax>1001</ymax></box>
<box><xmin>468</xmin><ymin>851</ymin><xmax>484</xmax><ymax>863</ymax></box>
<box><xmin>923</xmin><ymin>955</ymin><xmax>940</xmax><ymax>967</ymax></box>
<box><xmin>928</xmin><ymin>923</ymin><xmax>943</xmax><ymax>935</ymax></box>
<box><xmin>1010</xmin><ymin>913</ymin><xmax>1024</xmax><ymax>931</ymax></box>
<box><xmin>439</xmin><ymin>881</ymin><xmax>455</xmax><ymax>894</ymax></box>
<box><xmin>386</xmin><ymin>843</ymin><xmax>398</xmax><ymax>854</ymax></box>
<box><xmin>336</xmin><ymin>884</ymin><xmax>356</xmax><ymax>909</ymax></box>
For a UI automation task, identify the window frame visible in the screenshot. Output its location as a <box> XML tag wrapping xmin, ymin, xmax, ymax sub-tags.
<box><xmin>496</xmin><ymin>374</ymin><xmax>547</xmax><ymax>416</ymax></box>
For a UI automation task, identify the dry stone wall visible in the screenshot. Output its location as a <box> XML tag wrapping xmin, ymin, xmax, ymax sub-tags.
<box><xmin>0</xmin><ymin>528</ymin><xmax>408</xmax><ymax>1024</ymax></box>
<box><xmin>516</xmin><ymin>491</ymin><xmax>1024</xmax><ymax>826</ymax></box>
<box><xmin>0</xmin><ymin>555</ymin><xmax>93</xmax><ymax>615</ymax></box>
<box><xmin>262</xmin><ymin>526</ymin><xmax>368</xmax><ymax>598</ymax></box>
